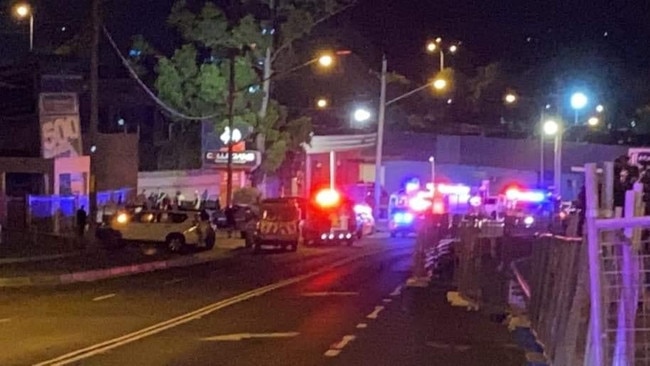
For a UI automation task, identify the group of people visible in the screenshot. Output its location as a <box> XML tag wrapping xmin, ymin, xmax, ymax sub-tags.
<box><xmin>134</xmin><ymin>189</ymin><xmax>217</xmax><ymax>211</ymax></box>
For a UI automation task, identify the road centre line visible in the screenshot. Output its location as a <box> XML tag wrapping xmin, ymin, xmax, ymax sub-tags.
<box><xmin>92</xmin><ymin>294</ymin><xmax>116</xmax><ymax>302</ymax></box>
<box><xmin>389</xmin><ymin>285</ymin><xmax>402</xmax><ymax>297</ymax></box>
<box><xmin>356</xmin><ymin>323</ymin><xmax>367</xmax><ymax>329</ymax></box>
<box><xmin>366</xmin><ymin>306</ymin><xmax>385</xmax><ymax>319</ymax></box>
<box><xmin>0</xmin><ymin>318</ymin><xmax>10</xmax><ymax>323</ymax></box>
<box><xmin>324</xmin><ymin>335</ymin><xmax>356</xmax><ymax>357</ymax></box>
<box><xmin>382</xmin><ymin>298</ymin><xmax>392</xmax><ymax>303</ymax></box>
<box><xmin>34</xmin><ymin>247</ymin><xmax>401</xmax><ymax>366</ymax></box>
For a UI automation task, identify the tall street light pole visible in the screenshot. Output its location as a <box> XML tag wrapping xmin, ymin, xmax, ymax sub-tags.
<box><xmin>14</xmin><ymin>3</ymin><xmax>34</xmax><ymax>52</ymax></box>
<box><xmin>225</xmin><ymin>53</ymin><xmax>237</xmax><ymax>208</ymax></box>
<box><xmin>373</xmin><ymin>55</ymin><xmax>387</xmax><ymax>220</ymax></box>
<box><xmin>89</xmin><ymin>0</ymin><xmax>100</xmax><ymax>227</ymax></box>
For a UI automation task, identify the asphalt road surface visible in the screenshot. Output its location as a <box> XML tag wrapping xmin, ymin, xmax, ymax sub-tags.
<box><xmin>0</xmin><ymin>234</ymin><xmax>520</xmax><ymax>366</ymax></box>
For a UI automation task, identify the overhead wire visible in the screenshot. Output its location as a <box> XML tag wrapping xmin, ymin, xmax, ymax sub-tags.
<box><xmin>102</xmin><ymin>26</ymin><xmax>221</xmax><ymax>121</ymax></box>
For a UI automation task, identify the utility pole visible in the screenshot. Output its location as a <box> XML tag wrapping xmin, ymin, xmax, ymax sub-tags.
<box><xmin>373</xmin><ymin>55</ymin><xmax>387</xmax><ymax>220</ymax></box>
<box><xmin>89</xmin><ymin>0</ymin><xmax>100</xmax><ymax>228</ymax></box>
<box><xmin>225</xmin><ymin>54</ymin><xmax>236</xmax><ymax>208</ymax></box>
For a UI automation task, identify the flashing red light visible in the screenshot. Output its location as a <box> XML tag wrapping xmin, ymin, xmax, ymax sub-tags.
<box><xmin>315</xmin><ymin>189</ymin><xmax>341</xmax><ymax>208</ymax></box>
<box><xmin>432</xmin><ymin>200</ymin><xmax>445</xmax><ymax>214</ymax></box>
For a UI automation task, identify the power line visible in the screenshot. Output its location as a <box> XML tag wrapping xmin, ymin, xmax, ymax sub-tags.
<box><xmin>102</xmin><ymin>26</ymin><xmax>221</xmax><ymax>121</ymax></box>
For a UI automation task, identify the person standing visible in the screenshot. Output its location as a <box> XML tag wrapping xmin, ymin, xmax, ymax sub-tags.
<box><xmin>76</xmin><ymin>205</ymin><xmax>88</xmax><ymax>239</ymax></box>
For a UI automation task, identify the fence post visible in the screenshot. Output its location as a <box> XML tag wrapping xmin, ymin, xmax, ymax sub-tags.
<box><xmin>584</xmin><ymin>163</ymin><xmax>605</xmax><ymax>366</ymax></box>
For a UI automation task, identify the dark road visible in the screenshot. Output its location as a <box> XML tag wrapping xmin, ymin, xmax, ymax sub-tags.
<box><xmin>1</xmin><ymin>234</ymin><xmax>522</xmax><ymax>366</ymax></box>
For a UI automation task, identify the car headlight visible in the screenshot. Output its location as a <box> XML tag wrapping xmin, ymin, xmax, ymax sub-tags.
<box><xmin>116</xmin><ymin>213</ymin><xmax>128</xmax><ymax>224</ymax></box>
<box><xmin>523</xmin><ymin>216</ymin><xmax>534</xmax><ymax>226</ymax></box>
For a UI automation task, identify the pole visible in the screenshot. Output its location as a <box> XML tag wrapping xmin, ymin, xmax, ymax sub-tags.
<box><xmin>329</xmin><ymin>150</ymin><xmax>336</xmax><ymax>190</ymax></box>
<box><xmin>429</xmin><ymin>157</ymin><xmax>435</xmax><ymax>188</ymax></box>
<box><xmin>89</xmin><ymin>0</ymin><xmax>100</xmax><ymax>228</ymax></box>
<box><xmin>439</xmin><ymin>50</ymin><xmax>444</xmax><ymax>71</ymax></box>
<box><xmin>584</xmin><ymin>163</ymin><xmax>605</xmax><ymax>366</ymax></box>
<box><xmin>374</xmin><ymin>56</ymin><xmax>388</xmax><ymax>220</ymax></box>
<box><xmin>539</xmin><ymin>109</ymin><xmax>544</xmax><ymax>188</ymax></box>
<box><xmin>29</xmin><ymin>15</ymin><xmax>34</xmax><ymax>51</ymax></box>
<box><xmin>553</xmin><ymin>127</ymin><xmax>562</xmax><ymax>198</ymax></box>
<box><xmin>225</xmin><ymin>54</ymin><xmax>236</xmax><ymax>208</ymax></box>
<box><xmin>304</xmin><ymin>154</ymin><xmax>311</xmax><ymax>197</ymax></box>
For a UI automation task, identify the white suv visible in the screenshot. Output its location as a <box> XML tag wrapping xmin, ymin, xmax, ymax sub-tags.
<box><xmin>109</xmin><ymin>210</ymin><xmax>216</xmax><ymax>253</ymax></box>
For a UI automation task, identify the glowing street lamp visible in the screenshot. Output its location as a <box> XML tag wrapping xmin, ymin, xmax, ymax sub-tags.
<box><xmin>426</xmin><ymin>37</ymin><xmax>458</xmax><ymax>71</ymax></box>
<box><xmin>316</xmin><ymin>98</ymin><xmax>328</xmax><ymax>109</ymax></box>
<box><xmin>317</xmin><ymin>54</ymin><xmax>334</xmax><ymax>67</ymax></box>
<box><xmin>433</xmin><ymin>79</ymin><xmax>447</xmax><ymax>90</ymax></box>
<box><xmin>543</xmin><ymin>120</ymin><xmax>559</xmax><ymax>136</ymax></box>
<box><xmin>571</xmin><ymin>92</ymin><xmax>588</xmax><ymax>110</ymax></box>
<box><xmin>596</xmin><ymin>104</ymin><xmax>604</xmax><ymax>113</ymax></box>
<box><xmin>13</xmin><ymin>3</ymin><xmax>34</xmax><ymax>51</ymax></box>
<box><xmin>588</xmin><ymin>117</ymin><xmax>599</xmax><ymax>126</ymax></box>
<box><xmin>504</xmin><ymin>93</ymin><xmax>517</xmax><ymax>104</ymax></box>
<box><xmin>353</xmin><ymin>108</ymin><xmax>371</xmax><ymax>123</ymax></box>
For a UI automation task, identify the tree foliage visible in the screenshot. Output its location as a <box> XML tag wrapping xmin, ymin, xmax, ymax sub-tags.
<box><xmin>143</xmin><ymin>1</ymin><xmax>313</xmax><ymax>175</ymax></box>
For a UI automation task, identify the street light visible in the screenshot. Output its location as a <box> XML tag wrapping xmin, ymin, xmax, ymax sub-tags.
<box><xmin>596</xmin><ymin>104</ymin><xmax>604</xmax><ymax>113</ymax></box>
<box><xmin>571</xmin><ymin>92</ymin><xmax>588</xmax><ymax>110</ymax></box>
<box><xmin>543</xmin><ymin>120</ymin><xmax>559</xmax><ymax>135</ymax></box>
<box><xmin>353</xmin><ymin>108</ymin><xmax>371</xmax><ymax>123</ymax></box>
<box><xmin>426</xmin><ymin>38</ymin><xmax>458</xmax><ymax>71</ymax></box>
<box><xmin>504</xmin><ymin>93</ymin><xmax>517</xmax><ymax>104</ymax></box>
<box><xmin>316</xmin><ymin>98</ymin><xmax>328</xmax><ymax>109</ymax></box>
<box><xmin>588</xmin><ymin>116</ymin><xmax>599</xmax><ymax>126</ymax></box>
<box><xmin>13</xmin><ymin>3</ymin><xmax>34</xmax><ymax>51</ymax></box>
<box><xmin>433</xmin><ymin>79</ymin><xmax>448</xmax><ymax>90</ymax></box>
<box><xmin>317</xmin><ymin>54</ymin><xmax>334</xmax><ymax>67</ymax></box>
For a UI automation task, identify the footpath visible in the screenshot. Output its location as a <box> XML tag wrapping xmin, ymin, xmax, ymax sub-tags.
<box><xmin>0</xmin><ymin>231</ymin><xmax>245</xmax><ymax>287</ymax></box>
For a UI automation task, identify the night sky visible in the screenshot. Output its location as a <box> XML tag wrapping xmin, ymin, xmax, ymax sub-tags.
<box><xmin>2</xmin><ymin>0</ymin><xmax>650</xmax><ymax>96</ymax></box>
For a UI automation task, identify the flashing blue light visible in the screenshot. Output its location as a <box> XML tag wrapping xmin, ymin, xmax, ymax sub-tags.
<box><xmin>129</xmin><ymin>49</ymin><xmax>142</xmax><ymax>58</ymax></box>
<box><xmin>393</xmin><ymin>212</ymin><xmax>414</xmax><ymax>224</ymax></box>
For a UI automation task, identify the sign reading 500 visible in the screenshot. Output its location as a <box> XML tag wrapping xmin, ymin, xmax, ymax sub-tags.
<box><xmin>41</xmin><ymin>115</ymin><xmax>82</xmax><ymax>158</ymax></box>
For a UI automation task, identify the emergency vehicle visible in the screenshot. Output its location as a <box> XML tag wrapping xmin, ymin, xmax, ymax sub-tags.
<box><xmin>387</xmin><ymin>179</ymin><xmax>451</xmax><ymax>237</ymax></box>
<box><xmin>253</xmin><ymin>198</ymin><xmax>302</xmax><ymax>252</ymax></box>
<box><xmin>302</xmin><ymin>188</ymin><xmax>359</xmax><ymax>246</ymax></box>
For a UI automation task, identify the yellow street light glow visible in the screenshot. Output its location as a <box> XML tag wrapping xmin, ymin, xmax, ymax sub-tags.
<box><xmin>543</xmin><ymin>120</ymin><xmax>559</xmax><ymax>136</ymax></box>
<box><xmin>504</xmin><ymin>93</ymin><xmax>517</xmax><ymax>104</ymax></box>
<box><xmin>435</xmin><ymin>37</ymin><xmax>442</xmax><ymax>43</ymax></box>
<box><xmin>14</xmin><ymin>3</ymin><xmax>31</xmax><ymax>18</ymax></box>
<box><xmin>316</xmin><ymin>98</ymin><xmax>328</xmax><ymax>108</ymax></box>
<box><xmin>588</xmin><ymin>117</ymin><xmax>599</xmax><ymax>126</ymax></box>
<box><xmin>433</xmin><ymin>79</ymin><xmax>447</xmax><ymax>90</ymax></box>
<box><xmin>426</xmin><ymin>42</ymin><xmax>437</xmax><ymax>52</ymax></box>
<box><xmin>317</xmin><ymin>54</ymin><xmax>334</xmax><ymax>67</ymax></box>
<box><xmin>449</xmin><ymin>45</ymin><xmax>458</xmax><ymax>53</ymax></box>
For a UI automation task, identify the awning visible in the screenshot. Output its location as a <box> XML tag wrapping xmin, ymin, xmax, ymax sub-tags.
<box><xmin>302</xmin><ymin>133</ymin><xmax>377</xmax><ymax>154</ymax></box>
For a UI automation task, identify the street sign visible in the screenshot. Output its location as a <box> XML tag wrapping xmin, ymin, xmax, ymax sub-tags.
<box><xmin>203</xmin><ymin>150</ymin><xmax>261</xmax><ymax>170</ymax></box>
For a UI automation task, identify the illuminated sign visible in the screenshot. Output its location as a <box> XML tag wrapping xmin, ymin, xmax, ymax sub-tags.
<box><xmin>203</xmin><ymin>150</ymin><xmax>261</xmax><ymax>170</ymax></box>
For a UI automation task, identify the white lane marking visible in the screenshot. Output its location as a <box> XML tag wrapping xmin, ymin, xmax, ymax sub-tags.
<box><xmin>0</xmin><ymin>318</ymin><xmax>11</xmax><ymax>323</ymax></box>
<box><xmin>163</xmin><ymin>278</ymin><xmax>186</xmax><ymax>286</ymax></box>
<box><xmin>366</xmin><ymin>306</ymin><xmax>385</xmax><ymax>319</ymax></box>
<box><xmin>92</xmin><ymin>294</ymin><xmax>116</xmax><ymax>302</ymax></box>
<box><xmin>382</xmin><ymin>298</ymin><xmax>392</xmax><ymax>303</ymax></box>
<box><xmin>356</xmin><ymin>323</ymin><xmax>367</xmax><ymax>329</ymax></box>
<box><xmin>332</xmin><ymin>335</ymin><xmax>356</xmax><ymax>350</ymax></box>
<box><xmin>200</xmin><ymin>332</ymin><xmax>299</xmax><ymax>341</ymax></box>
<box><xmin>389</xmin><ymin>285</ymin><xmax>402</xmax><ymax>297</ymax></box>
<box><xmin>324</xmin><ymin>349</ymin><xmax>341</xmax><ymax>357</ymax></box>
<box><xmin>302</xmin><ymin>292</ymin><xmax>358</xmax><ymax>297</ymax></box>
<box><xmin>34</xmin><ymin>247</ymin><xmax>399</xmax><ymax>366</ymax></box>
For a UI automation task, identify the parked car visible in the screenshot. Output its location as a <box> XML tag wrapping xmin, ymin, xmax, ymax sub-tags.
<box><xmin>104</xmin><ymin>209</ymin><xmax>216</xmax><ymax>253</ymax></box>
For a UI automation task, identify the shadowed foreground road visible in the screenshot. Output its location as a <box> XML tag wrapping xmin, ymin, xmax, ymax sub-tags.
<box><xmin>0</xmin><ymin>234</ymin><xmax>522</xmax><ymax>366</ymax></box>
